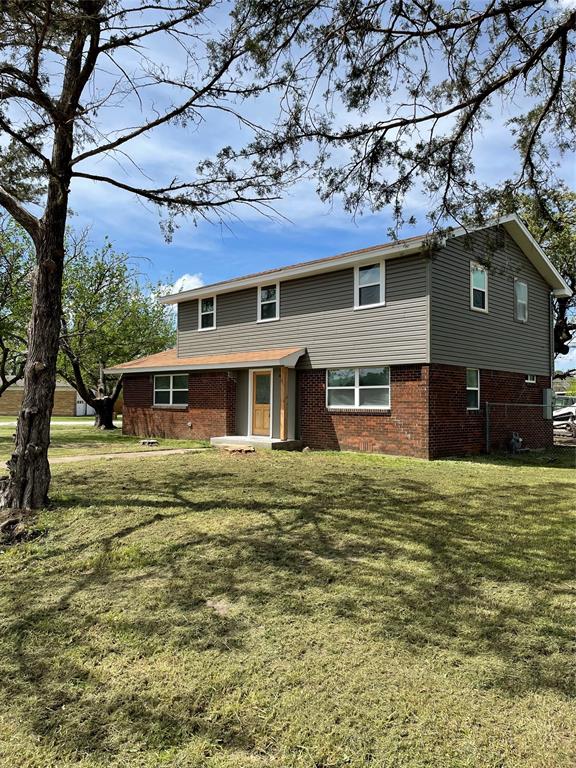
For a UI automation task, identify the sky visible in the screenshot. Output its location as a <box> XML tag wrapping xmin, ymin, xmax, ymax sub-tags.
<box><xmin>62</xmin><ymin>4</ymin><xmax>576</xmax><ymax>372</ymax></box>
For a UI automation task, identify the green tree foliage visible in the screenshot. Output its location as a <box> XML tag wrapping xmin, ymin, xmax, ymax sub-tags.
<box><xmin>58</xmin><ymin>234</ymin><xmax>176</xmax><ymax>427</ymax></box>
<box><xmin>0</xmin><ymin>0</ymin><xmax>303</xmax><ymax>508</ymax></box>
<box><xmin>0</xmin><ymin>222</ymin><xmax>175</xmax><ymax>425</ymax></box>
<box><xmin>244</xmin><ymin>0</ymin><xmax>576</xmax><ymax>228</ymax></box>
<box><xmin>0</xmin><ymin>218</ymin><xmax>32</xmax><ymax>395</ymax></box>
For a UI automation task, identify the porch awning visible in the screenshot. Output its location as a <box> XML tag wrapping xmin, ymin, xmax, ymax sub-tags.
<box><xmin>104</xmin><ymin>346</ymin><xmax>305</xmax><ymax>375</ymax></box>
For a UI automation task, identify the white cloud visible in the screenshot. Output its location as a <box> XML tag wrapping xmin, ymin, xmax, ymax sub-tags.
<box><xmin>170</xmin><ymin>272</ymin><xmax>205</xmax><ymax>293</ymax></box>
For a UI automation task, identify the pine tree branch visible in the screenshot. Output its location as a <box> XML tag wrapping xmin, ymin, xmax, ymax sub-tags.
<box><xmin>0</xmin><ymin>186</ymin><xmax>40</xmax><ymax>242</ymax></box>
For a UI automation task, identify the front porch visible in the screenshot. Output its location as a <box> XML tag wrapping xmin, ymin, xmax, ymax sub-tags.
<box><xmin>233</xmin><ymin>364</ymin><xmax>298</xmax><ymax>443</ymax></box>
<box><xmin>111</xmin><ymin>346</ymin><xmax>305</xmax><ymax>443</ymax></box>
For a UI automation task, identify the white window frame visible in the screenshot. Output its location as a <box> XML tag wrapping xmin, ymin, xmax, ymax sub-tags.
<box><xmin>514</xmin><ymin>278</ymin><xmax>528</xmax><ymax>323</ymax></box>
<box><xmin>466</xmin><ymin>368</ymin><xmax>480</xmax><ymax>411</ymax></box>
<box><xmin>326</xmin><ymin>367</ymin><xmax>391</xmax><ymax>410</ymax></box>
<box><xmin>470</xmin><ymin>262</ymin><xmax>488</xmax><ymax>313</ymax></box>
<box><xmin>354</xmin><ymin>261</ymin><xmax>386</xmax><ymax>310</ymax></box>
<box><xmin>525</xmin><ymin>374</ymin><xmax>536</xmax><ymax>384</ymax></box>
<box><xmin>198</xmin><ymin>295</ymin><xmax>216</xmax><ymax>331</ymax></box>
<box><xmin>153</xmin><ymin>374</ymin><xmax>189</xmax><ymax>407</ymax></box>
<box><xmin>257</xmin><ymin>282</ymin><xmax>280</xmax><ymax>323</ymax></box>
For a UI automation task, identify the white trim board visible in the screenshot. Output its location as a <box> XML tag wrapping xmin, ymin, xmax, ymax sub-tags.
<box><xmin>158</xmin><ymin>214</ymin><xmax>571</xmax><ymax>305</ymax></box>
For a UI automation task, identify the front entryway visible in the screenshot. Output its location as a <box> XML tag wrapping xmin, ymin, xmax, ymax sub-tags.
<box><xmin>251</xmin><ymin>370</ymin><xmax>271</xmax><ymax>436</ymax></box>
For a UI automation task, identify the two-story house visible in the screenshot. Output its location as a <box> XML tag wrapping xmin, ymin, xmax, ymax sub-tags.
<box><xmin>106</xmin><ymin>214</ymin><xmax>571</xmax><ymax>458</ymax></box>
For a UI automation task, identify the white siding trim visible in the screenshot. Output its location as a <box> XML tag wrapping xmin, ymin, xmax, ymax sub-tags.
<box><xmin>257</xmin><ymin>282</ymin><xmax>280</xmax><ymax>323</ymax></box>
<box><xmin>325</xmin><ymin>366</ymin><xmax>391</xmax><ymax>410</ymax></box>
<box><xmin>353</xmin><ymin>260</ymin><xmax>386</xmax><ymax>310</ymax></box>
<box><xmin>514</xmin><ymin>277</ymin><xmax>528</xmax><ymax>323</ymax></box>
<box><xmin>198</xmin><ymin>295</ymin><xmax>216</xmax><ymax>331</ymax></box>
<box><xmin>470</xmin><ymin>262</ymin><xmax>489</xmax><ymax>314</ymax></box>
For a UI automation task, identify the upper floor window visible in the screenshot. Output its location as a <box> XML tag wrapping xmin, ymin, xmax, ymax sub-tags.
<box><xmin>470</xmin><ymin>262</ymin><xmax>488</xmax><ymax>312</ymax></box>
<box><xmin>355</xmin><ymin>262</ymin><xmax>385</xmax><ymax>309</ymax></box>
<box><xmin>326</xmin><ymin>366</ymin><xmax>390</xmax><ymax>409</ymax></box>
<box><xmin>466</xmin><ymin>368</ymin><xmax>480</xmax><ymax>410</ymax></box>
<box><xmin>258</xmin><ymin>283</ymin><xmax>279</xmax><ymax>322</ymax></box>
<box><xmin>514</xmin><ymin>279</ymin><xmax>528</xmax><ymax>323</ymax></box>
<box><xmin>199</xmin><ymin>296</ymin><xmax>216</xmax><ymax>330</ymax></box>
<box><xmin>154</xmin><ymin>374</ymin><xmax>188</xmax><ymax>406</ymax></box>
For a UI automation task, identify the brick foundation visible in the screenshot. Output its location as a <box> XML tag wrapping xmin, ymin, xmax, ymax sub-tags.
<box><xmin>122</xmin><ymin>365</ymin><xmax>552</xmax><ymax>458</ymax></box>
<box><xmin>297</xmin><ymin>365</ymin><xmax>430</xmax><ymax>458</ymax></box>
<box><xmin>428</xmin><ymin>365</ymin><xmax>552</xmax><ymax>457</ymax></box>
<box><xmin>122</xmin><ymin>371</ymin><xmax>236</xmax><ymax>440</ymax></box>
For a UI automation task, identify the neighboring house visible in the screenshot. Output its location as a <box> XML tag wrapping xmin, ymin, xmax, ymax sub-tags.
<box><xmin>0</xmin><ymin>380</ymin><xmax>118</xmax><ymax>417</ymax></box>
<box><xmin>106</xmin><ymin>214</ymin><xmax>571</xmax><ymax>458</ymax></box>
<box><xmin>0</xmin><ymin>380</ymin><xmax>79</xmax><ymax>417</ymax></box>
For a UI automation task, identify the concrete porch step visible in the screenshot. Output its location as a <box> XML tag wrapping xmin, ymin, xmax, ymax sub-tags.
<box><xmin>210</xmin><ymin>435</ymin><xmax>304</xmax><ymax>451</ymax></box>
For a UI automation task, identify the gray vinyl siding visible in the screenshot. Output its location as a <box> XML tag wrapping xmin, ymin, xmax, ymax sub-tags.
<box><xmin>272</xmin><ymin>368</ymin><xmax>281</xmax><ymax>438</ymax></box>
<box><xmin>177</xmin><ymin>255</ymin><xmax>429</xmax><ymax>367</ymax></box>
<box><xmin>235</xmin><ymin>370</ymin><xmax>249</xmax><ymax>435</ymax></box>
<box><xmin>430</xmin><ymin>228</ymin><xmax>552</xmax><ymax>376</ymax></box>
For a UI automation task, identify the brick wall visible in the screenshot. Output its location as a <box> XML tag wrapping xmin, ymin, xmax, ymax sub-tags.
<box><xmin>122</xmin><ymin>371</ymin><xmax>236</xmax><ymax>440</ymax></box>
<box><xmin>297</xmin><ymin>365</ymin><xmax>430</xmax><ymax>458</ymax></box>
<box><xmin>428</xmin><ymin>365</ymin><xmax>552</xmax><ymax>457</ymax></box>
<box><xmin>122</xmin><ymin>364</ymin><xmax>552</xmax><ymax>457</ymax></box>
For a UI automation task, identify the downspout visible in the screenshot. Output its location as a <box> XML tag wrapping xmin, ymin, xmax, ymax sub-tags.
<box><xmin>549</xmin><ymin>291</ymin><xmax>555</xmax><ymax>386</ymax></box>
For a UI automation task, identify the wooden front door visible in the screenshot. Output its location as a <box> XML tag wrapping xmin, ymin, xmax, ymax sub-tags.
<box><xmin>252</xmin><ymin>371</ymin><xmax>271</xmax><ymax>436</ymax></box>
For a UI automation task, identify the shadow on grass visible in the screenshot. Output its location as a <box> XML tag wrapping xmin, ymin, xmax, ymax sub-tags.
<box><xmin>1</xmin><ymin>452</ymin><xmax>575</xmax><ymax>758</ymax></box>
<box><xmin>446</xmin><ymin>445</ymin><xmax>576</xmax><ymax>469</ymax></box>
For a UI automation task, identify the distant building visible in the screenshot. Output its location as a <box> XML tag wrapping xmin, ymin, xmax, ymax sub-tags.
<box><xmin>0</xmin><ymin>380</ymin><xmax>94</xmax><ymax>417</ymax></box>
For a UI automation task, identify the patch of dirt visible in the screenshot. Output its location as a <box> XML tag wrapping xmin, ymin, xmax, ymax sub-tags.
<box><xmin>206</xmin><ymin>598</ymin><xmax>232</xmax><ymax>616</ymax></box>
<box><xmin>0</xmin><ymin>510</ymin><xmax>44</xmax><ymax>546</ymax></box>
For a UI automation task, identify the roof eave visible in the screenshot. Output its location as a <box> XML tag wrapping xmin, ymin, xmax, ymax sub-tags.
<box><xmin>449</xmin><ymin>214</ymin><xmax>571</xmax><ymax>298</ymax></box>
<box><xmin>158</xmin><ymin>213</ymin><xmax>571</xmax><ymax>305</ymax></box>
<box><xmin>104</xmin><ymin>348</ymin><xmax>305</xmax><ymax>375</ymax></box>
<box><xmin>503</xmin><ymin>215</ymin><xmax>572</xmax><ymax>297</ymax></box>
<box><xmin>158</xmin><ymin>239</ymin><xmax>427</xmax><ymax>305</ymax></box>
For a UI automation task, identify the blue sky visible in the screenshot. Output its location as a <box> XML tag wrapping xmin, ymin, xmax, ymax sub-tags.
<box><xmin>63</xmin><ymin>5</ymin><xmax>576</xmax><ymax>371</ymax></box>
<box><xmin>68</xmin><ymin>130</ymin><xmax>576</xmax><ymax>371</ymax></box>
<box><xmin>67</xmin><ymin>108</ymin><xmax>537</xmax><ymax>289</ymax></box>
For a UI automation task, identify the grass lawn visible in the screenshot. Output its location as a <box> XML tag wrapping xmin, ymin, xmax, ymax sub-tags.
<box><xmin>0</xmin><ymin>424</ymin><xmax>206</xmax><ymax>463</ymax></box>
<box><xmin>0</xmin><ymin>416</ymin><xmax>103</xmax><ymax>424</ymax></box>
<box><xmin>0</xmin><ymin>450</ymin><xmax>574</xmax><ymax>767</ymax></box>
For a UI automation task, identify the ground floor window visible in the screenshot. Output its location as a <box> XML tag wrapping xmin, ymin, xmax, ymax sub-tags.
<box><xmin>154</xmin><ymin>374</ymin><xmax>188</xmax><ymax>405</ymax></box>
<box><xmin>326</xmin><ymin>366</ymin><xmax>390</xmax><ymax>409</ymax></box>
<box><xmin>466</xmin><ymin>368</ymin><xmax>480</xmax><ymax>410</ymax></box>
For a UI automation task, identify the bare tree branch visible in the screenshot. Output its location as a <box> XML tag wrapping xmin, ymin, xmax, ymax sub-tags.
<box><xmin>0</xmin><ymin>185</ymin><xmax>40</xmax><ymax>241</ymax></box>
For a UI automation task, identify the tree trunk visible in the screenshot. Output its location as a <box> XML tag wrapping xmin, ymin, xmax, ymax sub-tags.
<box><xmin>554</xmin><ymin>297</ymin><xmax>573</xmax><ymax>356</ymax></box>
<box><xmin>92</xmin><ymin>397</ymin><xmax>117</xmax><ymax>429</ymax></box>
<box><xmin>0</xmin><ymin>234</ymin><xmax>65</xmax><ymax>510</ymax></box>
<box><xmin>0</xmin><ymin>8</ymin><xmax>98</xmax><ymax>510</ymax></box>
